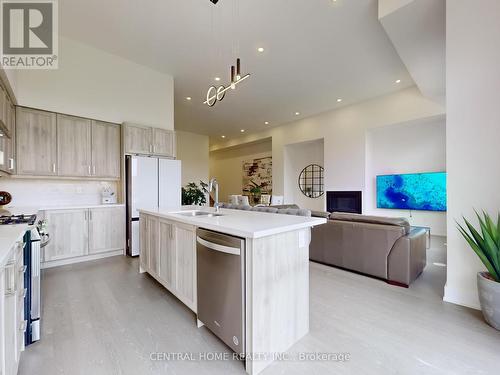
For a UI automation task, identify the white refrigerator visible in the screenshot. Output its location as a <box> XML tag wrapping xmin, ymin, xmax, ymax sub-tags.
<box><xmin>125</xmin><ymin>155</ymin><xmax>182</xmax><ymax>256</ymax></box>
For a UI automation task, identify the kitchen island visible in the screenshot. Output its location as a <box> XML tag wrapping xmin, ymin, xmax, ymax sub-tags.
<box><xmin>138</xmin><ymin>206</ymin><xmax>326</xmax><ymax>375</ymax></box>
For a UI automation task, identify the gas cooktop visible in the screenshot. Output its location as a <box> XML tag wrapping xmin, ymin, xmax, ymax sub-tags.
<box><xmin>0</xmin><ymin>214</ymin><xmax>37</xmax><ymax>225</ymax></box>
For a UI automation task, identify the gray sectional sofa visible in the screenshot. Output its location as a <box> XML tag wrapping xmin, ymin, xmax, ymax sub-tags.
<box><xmin>309</xmin><ymin>212</ymin><xmax>427</xmax><ymax>287</ymax></box>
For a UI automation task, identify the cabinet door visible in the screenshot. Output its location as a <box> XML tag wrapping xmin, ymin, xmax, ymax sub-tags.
<box><xmin>57</xmin><ymin>114</ymin><xmax>92</xmax><ymax>177</ymax></box>
<box><xmin>16</xmin><ymin>107</ymin><xmax>57</xmax><ymax>176</ymax></box>
<box><xmin>147</xmin><ymin>215</ymin><xmax>159</xmax><ymax>276</ymax></box>
<box><xmin>124</xmin><ymin>124</ymin><xmax>152</xmax><ymax>154</ymax></box>
<box><xmin>139</xmin><ymin>214</ymin><xmax>149</xmax><ymax>271</ymax></box>
<box><xmin>153</xmin><ymin>128</ymin><xmax>175</xmax><ymax>157</ymax></box>
<box><xmin>88</xmin><ymin>207</ymin><xmax>125</xmax><ymax>254</ymax></box>
<box><xmin>43</xmin><ymin>209</ymin><xmax>88</xmax><ymax>262</ymax></box>
<box><xmin>91</xmin><ymin>121</ymin><xmax>121</xmax><ymax>178</ymax></box>
<box><xmin>0</xmin><ymin>85</ymin><xmax>6</xmax><ymax>131</ymax></box>
<box><xmin>158</xmin><ymin>219</ymin><xmax>176</xmax><ymax>288</ymax></box>
<box><xmin>6</xmin><ymin>102</ymin><xmax>15</xmax><ymax>173</ymax></box>
<box><xmin>174</xmin><ymin>223</ymin><xmax>197</xmax><ymax>310</ymax></box>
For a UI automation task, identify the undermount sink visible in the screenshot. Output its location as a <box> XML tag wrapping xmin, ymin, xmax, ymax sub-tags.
<box><xmin>176</xmin><ymin>211</ymin><xmax>224</xmax><ymax>217</ymax></box>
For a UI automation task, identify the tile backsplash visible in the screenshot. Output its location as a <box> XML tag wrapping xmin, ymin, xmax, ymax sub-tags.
<box><xmin>0</xmin><ymin>179</ymin><xmax>119</xmax><ymax>207</ymax></box>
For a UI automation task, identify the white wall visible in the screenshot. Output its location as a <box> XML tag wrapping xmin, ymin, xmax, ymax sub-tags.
<box><xmin>444</xmin><ymin>0</ymin><xmax>500</xmax><ymax>309</ymax></box>
<box><xmin>0</xmin><ymin>179</ymin><xmax>118</xmax><ymax>208</ymax></box>
<box><xmin>14</xmin><ymin>36</ymin><xmax>174</xmax><ymax>129</ymax></box>
<box><xmin>284</xmin><ymin>139</ymin><xmax>325</xmax><ymax>211</ymax></box>
<box><xmin>209</xmin><ymin>140</ymin><xmax>272</xmax><ymax>203</ymax></box>
<box><xmin>176</xmin><ymin>131</ymin><xmax>209</xmax><ymax>186</ymax></box>
<box><xmin>211</xmin><ymin>87</ymin><xmax>445</xmax><ymax>209</ymax></box>
<box><xmin>365</xmin><ymin>116</ymin><xmax>446</xmax><ymax>235</ymax></box>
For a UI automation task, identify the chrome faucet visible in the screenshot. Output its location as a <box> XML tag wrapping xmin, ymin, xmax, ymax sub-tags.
<box><xmin>208</xmin><ymin>177</ymin><xmax>220</xmax><ymax>213</ymax></box>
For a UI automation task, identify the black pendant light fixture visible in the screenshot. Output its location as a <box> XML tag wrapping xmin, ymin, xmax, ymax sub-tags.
<box><xmin>204</xmin><ymin>0</ymin><xmax>251</xmax><ymax>107</ymax></box>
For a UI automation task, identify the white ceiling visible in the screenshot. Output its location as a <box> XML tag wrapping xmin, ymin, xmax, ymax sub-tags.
<box><xmin>58</xmin><ymin>0</ymin><xmax>414</xmax><ymax>138</ymax></box>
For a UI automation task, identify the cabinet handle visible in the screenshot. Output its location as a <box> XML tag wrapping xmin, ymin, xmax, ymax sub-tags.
<box><xmin>93</xmin><ymin>165</ymin><xmax>96</xmax><ymax>175</ymax></box>
<box><xmin>8</xmin><ymin>158</ymin><xmax>14</xmax><ymax>170</ymax></box>
<box><xmin>52</xmin><ymin>163</ymin><xmax>56</xmax><ymax>173</ymax></box>
<box><xmin>19</xmin><ymin>320</ymin><xmax>27</xmax><ymax>332</ymax></box>
<box><xmin>88</xmin><ymin>165</ymin><xmax>91</xmax><ymax>175</ymax></box>
<box><xmin>84</xmin><ymin>211</ymin><xmax>87</xmax><ymax>221</ymax></box>
<box><xmin>153</xmin><ymin>145</ymin><xmax>156</xmax><ymax>153</ymax></box>
<box><xmin>149</xmin><ymin>144</ymin><xmax>153</xmax><ymax>153</ymax></box>
<box><xmin>89</xmin><ymin>211</ymin><xmax>92</xmax><ymax>221</ymax></box>
<box><xmin>4</xmin><ymin>263</ymin><xmax>15</xmax><ymax>295</ymax></box>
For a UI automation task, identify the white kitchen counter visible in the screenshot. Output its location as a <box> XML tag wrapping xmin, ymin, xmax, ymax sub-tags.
<box><xmin>138</xmin><ymin>206</ymin><xmax>326</xmax><ymax>239</ymax></box>
<box><xmin>3</xmin><ymin>204</ymin><xmax>124</xmax><ymax>215</ymax></box>
<box><xmin>0</xmin><ymin>224</ymin><xmax>30</xmax><ymax>266</ymax></box>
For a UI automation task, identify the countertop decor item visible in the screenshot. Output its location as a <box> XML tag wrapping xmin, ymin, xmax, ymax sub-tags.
<box><xmin>458</xmin><ymin>211</ymin><xmax>500</xmax><ymax>330</ymax></box>
<box><xmin>0</xmin><ymin>191</ymin><xmax>12</xmax><ymax>215</ymax></box>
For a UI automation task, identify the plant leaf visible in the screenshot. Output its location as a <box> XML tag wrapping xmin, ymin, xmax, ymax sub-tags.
<box><xmin>476</xmin><ymin>212</ymin><xmax>500</xmax><ymax>274</ymax></box>
<box><xmin>457</xmin><ymin>223</ymin><xmax>500</xmax><ymax>281</ymax></box>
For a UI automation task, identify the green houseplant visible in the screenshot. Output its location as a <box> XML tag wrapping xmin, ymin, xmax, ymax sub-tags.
<box><xmin>182</xmin><ymin>181</ymin><xmax>208</xmax><ymax>206</ymax></box>
<box><xmin>457</xmin><ymin>211</ymin><xmax>500</xmax><ymax>330</ymax></box>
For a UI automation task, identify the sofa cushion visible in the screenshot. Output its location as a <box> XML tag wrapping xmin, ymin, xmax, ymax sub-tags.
<box><xmin>329</xmin><ymin>212</ymin><xmax>410</xmax><ymax>234</ymax></box>
<box><xmin>311</xmin><ymin>210</ymin><xmax>330</xmax><ymax>219</ymax></box>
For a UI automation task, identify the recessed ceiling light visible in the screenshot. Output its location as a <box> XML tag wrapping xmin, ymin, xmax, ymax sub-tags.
<box><xmin>395</xmin><ymin>79</ymin><xmax>401</xmax><ymax>83</ymax></box>
<box><xmin>215</xmin><ymin>77</ymin><xmax>221</xmax><ymax>81</ymax></box>
<box><xmin>240</xmin><ymin>129</ymin><xmax>245</xmax><ymax>133</ymax></box>
<box><xmin>186</xmin><ymin>97</ymin><xmax>192</xmax><ymax>101</ymax></box>
<box><xmin>257</xmin><ymin>47</ymin><xmax>264</xmax><ymax>53</ymax></box>
<box><xmin>264</xmin><ymin>121</ymin><xmax>269</xmax><ymax>125</ymax></box>
<box><xmin>295</xmin><ymin>112</ymin><xmax>300</xmax><ymax>116</ymax></box>
<box><xmin>221</xmin><ymin>135</ymin><xmax>226</xmax><ymax>138</ymax></box>
<box><xmin>337</xmin><ymin>98</ymin><xmax>342</xmax><ymax>102</ymax></box>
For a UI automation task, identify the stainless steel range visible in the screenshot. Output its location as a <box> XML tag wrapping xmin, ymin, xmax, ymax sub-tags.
<box><xmin>0</xmin><ymin>213</ymin><xmax>43</xmax><ymax>345</ymax></box>
<box><xmin>0</xmin><ymin>214</ymin><xmax>37</xmax><ymax>225</ymax></box>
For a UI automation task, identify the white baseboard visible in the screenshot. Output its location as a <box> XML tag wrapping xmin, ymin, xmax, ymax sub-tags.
<box><xmin>443</xmin><ymin>283</ymin><xmax>481</xmax><ymax>310</ymax></box>
<box><xmin>41</xmin><ymin>249</ymin><xmax>124</xmax><ymax>269</ymax></box>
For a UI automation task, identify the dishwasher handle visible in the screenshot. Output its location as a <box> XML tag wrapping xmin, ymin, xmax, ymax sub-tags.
<box><xmin>197</xmin><ymin>236</ymin><xmax>241</xmax><ymax>256</ymax></box>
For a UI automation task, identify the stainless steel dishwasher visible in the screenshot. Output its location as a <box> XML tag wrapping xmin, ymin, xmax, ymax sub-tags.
<box><xmin>196</xmin><ymin>228</ymin><xmax>245</xmax><ymax>354</ymax></box>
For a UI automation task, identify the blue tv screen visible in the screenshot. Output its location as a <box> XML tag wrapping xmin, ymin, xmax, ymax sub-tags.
<box><xmin>376</xmin><ymin>172</ymin><xmax>447</xmax><ymax>212</ymax></box>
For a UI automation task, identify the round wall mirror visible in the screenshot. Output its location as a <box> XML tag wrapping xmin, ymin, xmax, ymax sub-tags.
<box><xmin>298</xmin><ymin>164</ymin><xmax>324</xmax><ymax>198</ymax></box>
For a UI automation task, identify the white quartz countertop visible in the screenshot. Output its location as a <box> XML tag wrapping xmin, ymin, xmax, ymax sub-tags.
<box><xmin>3</xmin><ymin>204</ymin><xmax>124</xmax><ymax>215</ymax></box>
<box><xmin>138</xmin><ymin>206</ymin><xmax>327</xmax><ymax>239</ymax></box>
<box><xmin>0</xmin><ymin>224</ymin><xmax>29</xmax><ymax>266</ymax></box>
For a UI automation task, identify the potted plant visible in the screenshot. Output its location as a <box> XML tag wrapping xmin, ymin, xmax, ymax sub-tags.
<box><xmin>182</xmin><ymin>181</ymin><xmax>208</xmax><ymax>206</ymax></box>
<box><xmin>458</xmin><ymin>211</ymin><xmax>500</xmax><ymax>330</ymax></box>
<box><xmin>248</xmin><ymin>181</ymin><xmax>263</xmax><ymax>204</ymax></box>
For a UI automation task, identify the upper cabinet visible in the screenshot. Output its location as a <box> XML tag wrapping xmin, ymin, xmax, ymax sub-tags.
<box><xmin>57</xmin><ymin>114</ymin><xmax>92</xmax><ymax>177</ymax></box>
<box><xmin>123</xmin><ymin>123</ymin><xmax>176</xmax><ymax>158</ymax></box>
<box><xmin>16</xmin><ymin>107</ymin><xmax>57</xmax><ymax>176</ymax></box>
<box><xmin>15</xmin><ymin>107</ymin><xmax>121</xmax><ymax>179</ymax></box>
<box><xmin>91</xmin><ymin>121</ymin><xmax>121</xmax><ymax>178</ymax></box>
<box><xmin>0</xmin><ymin>87</ymin><xmax>15</xmax><ymax>174</ymax></box>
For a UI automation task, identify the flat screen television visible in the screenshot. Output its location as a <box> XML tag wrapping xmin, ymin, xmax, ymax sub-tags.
<box><xmin>376</xmin><ymin>172</ymin><xmax>447</xmax><ymax>212</ymax></box>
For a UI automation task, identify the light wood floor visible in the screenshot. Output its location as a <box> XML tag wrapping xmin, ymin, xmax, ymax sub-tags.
<box><xmin>20</xmin><ymin>237</ymin><xmax>500</xmax><ymax>375</ymax></box>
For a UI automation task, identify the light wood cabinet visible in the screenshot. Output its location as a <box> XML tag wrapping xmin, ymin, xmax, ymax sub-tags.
<box><xmin>123</xmin><ymin>124</ymin><xmax>152</xmax><ymax>154</ymax></box>
<box><xmin>139</xmin><ymin>214</ymin><xmax>196</xmax><ymax>312</ymax></box>
<box><xmin>91</xmin><ymin>121</ymin><xmax>120</xmax><ymax>178</ymax></box>
<box><xmin>153</xmin><ymin>128</ymin><xmax>175</xmax><ymax>157</ymax></box>
<box><xmin>123</xmin><ymin>123</ymin><xmax>176</xmax><ymax>158</ymax></box>
<box><xmin>42</xmin><ymin>206</ymin><xmax>125</xmax><ymax>267</ymax></box>
<box><xmin>140</xmin><ymin>214</ymin><xmax>149</xmax><ymax>272</ymax></box>
<box><xmin>16</xmin><ymin>107</ymin><xmax>57</xmax><ymax>176</ymax></box>
<box><xmin>174</xmin><ymin>223</ymin><xmax>197</xmax><ymax>310</ymax></box>
<box><xmin>158</xmin><ymin>219</ymin><xmax>176</xmax><ymax>288</ymax></box>
<box><xmin>44</xmin><ymin>209</ymin><xmax>89</xmax><ymax>262</ymax></box>
<box><xmin>89</xmin><ymin>207</ymin><xmax>125</xmax><ymax>254</ymax></box>
<box><xmin>2</xmin><ymin>241</ymin><xmax>25</xmax><ymax>375</ymax></box>
<box><xmin>6</xmin><ymin>102</ymin><xmax>16</xmax><ymax>173</ymax></box>
<box><xmin>147</xmin><ymin>215</ymin><xmax>160</xmax><ymax>276</ymax></box>
<box><xmin>57</xmin><ymin>114</ymin><xmax>92</xmax><ymax>177</ymax></box>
